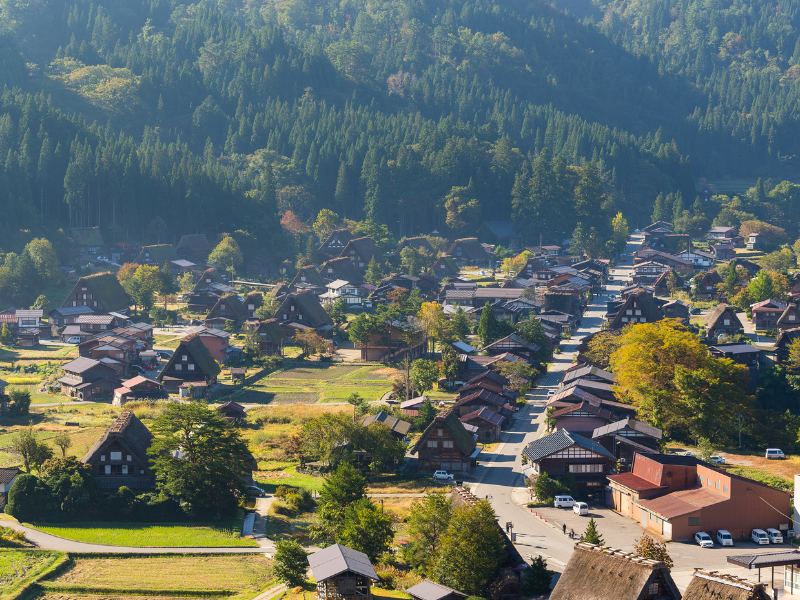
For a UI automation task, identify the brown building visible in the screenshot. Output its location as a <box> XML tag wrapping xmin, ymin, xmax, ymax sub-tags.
<box><xmin>59</xmin><ymin>357</ymin><xmax>119</xmax><ymax>402</ymax></box>
<box><xmin>592</xmin><ymin>418</ymin><xmax>662</xmax><ymax>467</ymax></box>
<box><xmin>750</xmin><ymin>299</ymin><xmax>786</xmax><ymax>331</ymax></box>
<box><xmin>683</xmin><ymin>571</ymin><xmax>770</xmax><ymax>600</ymax></box>
<box><xmin>448</xmin><ymin>237</ymin><xmax>493</xmax><ymax>267</ymax></box>
<box><xmin>340</xmin><ymin>236</ymin><xmax>376</xmax><ymax>270</ymax></box>
<box><xmin>361</xmin><ymin>411</ymin><xmax>411</xmax><ymax>439</ymax></box>
<box><xmin>407</xmin><ymin>581</ymin><xmax>466</xmax><ymax>600</ymax></box>
<box><xmin>705</xmin><ymin>304</ymin><xmax>744</xmax><ymax>341</ymax></box>
<box><xmin>608</xmin><ymin>288</ymin><xmax>664</xmax><ymax>330</ymax></box>
<box><xmin>412</xmin><ymin>411</ymin><xmax>479</xmax><ymax>473</ymax></box>
<box><xmin>158</xmin><ymin>335</ymin><xmax>220</xmax><ymax>393</ymax></box>
<box><xmin>308</xmin><ymin>544</ymin><xmax>378</xmax><ymax>600</ymax></box>
<box><xmin>459</xmin><ymin>406</ymin><xmax>503</xmax><ymax>442</ymax></box>
<box><xmin>243</xmin><ymin>319</ymin><xmax>288</xmax><ymax>356</ymax></box>
<box><xmin>317</xmin><ymin>228</ymin><xmax>354</xmax><ymax>261</ymax></box>
<box><xmin>693</xmin><ymin>270</ymin><xmax>722</xmax><ymax>299</ymax></box>
<box><xmin>357</xmin><ymin>322</ymin><xmax>426</xmax><ymax>362</ymax></box>
<box><xmin>184</xmin><ymin>326</ymin><xmax>231</xmax><ymax>363</ymax></box>
<box><xmin>113</xmin><ymin>375</ymin><xmax>166</xmax><ymax>406</ymax></box>
<box><xmin>82</xmin><ymin>411</ymin><xmax>154</xmax><ymax>490</ymax></box>
<box><xmin>522</xmin><ymin>429</ymin><xmax>615</xmax><ymax>494</ymax></box>
<box><xmin>62</xmin><ymin>272</ymin><xmax>130</xmax><ymax>314</ymax></box>
<box><xmin>550</xmin><ymin>543</ymin><xmax>680</xmax><ymax>600</ymax></box>
<box><xmin>204</xmin><ymin>294</ymin><xmax>249</xmax><ymax>329</ymax></box>
<box><xmin>777</xmin><ymin>302</ymin><xmax>800</xmax><ymax>331</ymax></box>
<box><xmin>276</xmin><ymin>292</ymin><xmax>333</xmax><ymax>333</ymax></box>
<box><xmin>607</xmin><ymin>453</ymin><xmax>791</xmax><ymax>541</ymax></box>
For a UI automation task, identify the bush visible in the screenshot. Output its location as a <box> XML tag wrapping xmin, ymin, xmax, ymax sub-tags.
<box><xmin>531</xmin><ymin>472</ymin><xmax>569</xmax><ymax>503</ymax></box>
<box><xmin>5</xmin><ymin>474</ymin><xmax>53</xmax><ymax>521</ymax></box>
<box><xmin>0</xmin><ymin>525</ymin><xmax>27</xmax><ymax>547</ymax></box>
<box><xmin>273</xmin><ymin>539</ymin><xmax>308</xmax><ymax>586</ymax></box>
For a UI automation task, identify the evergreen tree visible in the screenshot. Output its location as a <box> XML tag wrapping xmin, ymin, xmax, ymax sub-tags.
<box><xmin>580</xmin><ymin>518</ymin><xmax>604</xmax><ymax>545</ymax></box>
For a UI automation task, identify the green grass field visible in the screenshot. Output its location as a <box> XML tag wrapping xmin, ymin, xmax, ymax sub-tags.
<box><xmin>31</xmin><ymin>521</ymin><xmax>257</xmax><ymax>548</ymax></box>
<box><xmin>0</xmin><ymin>549</ymin><xmax>65</xmax><ymax>599</ymax></box>
<box><xmin>230</xmin><ymin>363</ymin><xmax>398</xmax><ymax>404</ymax></box>
<box><xmin>39</xmin><ymin>554</ymin><xmax>273</xmax><ymax>599</ymax></box>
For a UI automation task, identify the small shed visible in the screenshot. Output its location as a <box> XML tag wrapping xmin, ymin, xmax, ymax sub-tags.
<box><xmin>308</xmin><ymin>544</ymin><xmax>379</xmax><ymax>600</ymax></box>
<box><xmin>217</xmin><ymin>400</ymin><xmax>247</xmax><ymax>424</ymax></box>
<box><xmin>230</xmin><ymin>367</ymin><xmax>247</xmax><ymax>385</ymax></box>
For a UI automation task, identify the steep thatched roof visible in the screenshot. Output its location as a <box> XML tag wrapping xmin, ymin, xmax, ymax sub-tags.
<box><xmin>550</xmin><ymin>543</ymin><xmax>680</xmax><ymax>600</ymax></box>
<box><xmin>412</xmin><ymin>411</ymin><xmax>476</xmax><ymax>456</ymax></box>
<box><xmin>70</xmin><ymin>272</ymin><xmax>131</xmax><ymax>312</ymax></box>
<box><xmin>682</xmin><ymin>571</ymin><xmax>770</xmax><ymax>600</ymax></box>
<box><xmin>705</xmin><ymin>303</ymin><xmax>743</xmax><ymax>332</ymax></box>
<box><xmin>82</xmin><ymin>411</ymin><xmax>152</xmax><ymax>468</ymax></box>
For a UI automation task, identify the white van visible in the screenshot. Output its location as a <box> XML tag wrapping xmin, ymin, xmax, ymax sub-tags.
<box><xmin>572</xmin><ymin>502</ymin><xmax>589</xmax><ymax>516</ymax></box>
<box><xmin>752</xmin><ymin>529</ymin><xmax>770</xmax><ymax>545</ymax></box>
<box><xmin>766</xmin><ymin>448</ymin><xmax>786</xmax><ymax>460</ymax></box>
<box><xmin>553</xmin><ymin>495</ymin><xmax>576</xmax><ymax>508</ymax></box>
<box><xmin>767</xmin><ymin>528</ymin><xmax>784</xmax><ymax>544</ymax></box>
<box><xmin>715</xmin><ymin>530</ymin><xmax>734</xmax><ymax>546</ymax></box>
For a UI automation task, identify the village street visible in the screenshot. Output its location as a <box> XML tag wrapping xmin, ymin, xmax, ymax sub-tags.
<box><xmin>467</xmin><ymin>235</ymin><xmax>775</xmax><ymax>591</ymax></box>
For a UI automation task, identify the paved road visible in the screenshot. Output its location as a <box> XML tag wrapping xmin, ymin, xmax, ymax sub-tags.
<box><xmin>467</xmin><ymin>238</ymin><xmax>639</xmax><ymax>570</ymax></box>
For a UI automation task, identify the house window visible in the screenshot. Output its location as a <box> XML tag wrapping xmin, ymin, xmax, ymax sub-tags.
<box><xmin>626</xmin><ymin>309</ymin><xmax>633</xmax><ymax>315</ymax></box>
<box><xmin>568</xmin><ymin>464</ymin><xmax>604</xmax><ymax>473</ymax></box>
<box><xmin>182</xmin><ymin>354</ymin><xmax>188</xmax><ymax>361</ymax></box>
<box><xmin>248</xmin><ymin>304</ymin><xmax>254</xmax><ymax>311</ymax></box>
<box><xmin>791</xmin><ymin>315</ymin><xmax>796</xmax><ymax>321</ymax></box>
<box><xmin>646</xmin><ymin>582</ymin><xmax>662</xmax><ymax>598</ymax></box>
<box><xmin>635</xmin><ymin>309</ymin><xmax>641</xmax><ymax>316</ymax></box>
<box><xmin>121</xmin><ymin>465</ymin><xmax>129</xmax><ymax>475</ymax></box>
<box><xmin>127</xmin><ymin>455</ymin><xmax>132</xmax><ymax>462</ymax></box>
<box><xmin>104</xmin><ymin>465</ymin><xmax>111</xmax><ymax>475</ymax></box>
<box><xmin>427</xmin><ymin>441</ymin><xmax>438</xmax><ymax>448</ymax></box>
<box><xmin>437</xmin><ymin>429</ymin><xmax>444</xmax><ymax>437</ymax></box>
<box><xmin>110</xmin><ymin>451</ymin><xmax>122</xmax><ymax>461</ymax></box>
<box><xmin>443</xmin><ymin>440</ymin><xmax>454</xmax><ymax>449</ymax></box>
<box><xmin>723</xmin><ymin>319</ymin><xmax>730</xmax><ymax>326</ymax></box>
<box><xmin>175</xmin><ymin>364</ymin><xmax>182</xmax><ymax>371</ymax></box>
<box><xmin>100</xmin><ymin>455</ymin><xmax>105</xmax><ymax>462</ymax></box>
<box><xmin>188</xmin><ymin>364</ymin><xmax>195</xmax><ymax>371</ymax></box>
<box><xmin>688</xmin><ymin>516</ymin><xmax>701</xmax><ymax>526</ymax></box>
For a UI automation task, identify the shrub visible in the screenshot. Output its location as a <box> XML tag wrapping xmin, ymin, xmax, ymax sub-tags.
<box><xmin>531</xmin><ymin>472</ymin><xmax>568</xmax><ymax>503</ymax></box>
<box><xmin>0</xmin><ymin>525</ymin><xmax>27</xmax><ymax>547</ymax></box>
<box><xmin>274</xmin><ymin>539</ymin><xmax>308</xmax><ymax>586</ymax></box>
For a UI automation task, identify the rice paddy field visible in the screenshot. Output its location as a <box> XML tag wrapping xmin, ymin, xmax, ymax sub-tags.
<box><xmin>0</xmin><ymin>549</ymin><xmax>65</xmax><ymax>599</ymax></box>
<box><xmin>36</xmin><ymin>554</ymin><xmax>274</xmax><ymax>599</ymax></box>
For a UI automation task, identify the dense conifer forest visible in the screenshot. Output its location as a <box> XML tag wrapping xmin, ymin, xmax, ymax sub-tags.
<box><xmin>0</xmin><ymin>0</ymin><xmax>798</xmax><ymax>263</ymax></box>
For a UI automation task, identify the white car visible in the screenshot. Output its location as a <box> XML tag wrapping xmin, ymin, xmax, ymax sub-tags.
<box><xmin>767</xmin><ymin>528</ymin><xmax>784</xmax><ymax>544</ymax></box>
<box><xmin>572</xmin><ymin>502</ymin><xmax>589</xmax><ymax>516</ymax></box>
<box><xmin>547</xmin><ymin>389</ymin><xmax>556</xmax><ymax>397</ymax></box>
<box><xmin>709</xmin><ymin>455</ymin><xmax>726</xmax><ymax>465</ymax></box>
<box><xmin>766</xmin><ymin>448</ymin><xmax>786</xmax><ymax>460</ymax></box>
<box><xmin>553</xmin><ymin>495</ymin><xmax>576</xmax><ymax>508</ymax></box>
<box><xmin>64</xmin><ymin>336</ymin><xmax>82</xmax><ymax>344</ymax></box>
<box><xmin>694</xmin><ymin>531</ymin><xmax>714</xmax><ymax>548</ymax></box>
<box><xmin>716</xmin><ymin>530</ymin><xmax>734</xmax><ymax>546</ymax></box>
<box><xmin>432</xmin><ymin>470</ymin><xmax>454</xmax><ymax>482</ymax></box>
<box><xmin>752</xmin><ymin>529</ymin><xmax>770</xmax><ymax>545</ymax></box>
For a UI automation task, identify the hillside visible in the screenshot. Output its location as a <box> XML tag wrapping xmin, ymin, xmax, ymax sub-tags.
<box><xmin>0</xmin><ymin>0</ymin><xmax>798</xmax><ymax>259</ymax></box>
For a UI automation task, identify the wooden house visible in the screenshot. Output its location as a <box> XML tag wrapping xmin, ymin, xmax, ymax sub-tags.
<box><xmin>59</xmin><ymin>357</ymin><xmax>119</xmax><ymax>402</ymax></box>
<box><xmin>746</xmin><ymin>232</ymin><xmax>761</xmax><ymax>250</ymax></box>
<box><xmin>562</xmin><ymin>364</ymin><xmax>615</xmax><ymax>386</ymax></box>
<box><xmin>356</xmin><ymin>321</ymin><xmax>426</xmax><ymax>362</ymax></box>
<box><xmin>158</xmin><ymin>335</ymin><xmax>220</xmax><ymax>393</ymax></box>
<box><xmin>608</xmin><ymin>288</ymin><xmax>664</xmax><ymax>330</ymax></box>
<box><xmin>205</xmin><ymin>293</ymin><xmax>249</xmax><ymax>329</ymax></box>
<box><xmin>412</xmin><ymin>411</ymin><xmax>479</xmax><ymax>473</ymax></box>
<box><xmin>778</xmin><ymin>302</ymin><xmax>800</xmax><ymax>331</ymax></box>
<box><xmin>705</xmin><ymin>304</ymin><xmax>744</xmax><ymax>341</ymax></box>
<box><xmin>662</xmin><ymin>299</ymin><xmax>689</xmax><ymax>324</ymax></box>
<box><xmin>448</xmin><ymin>238</ymin><xmax>493</xmax><ymax>267</ymax></box>
<box><xmin>550</xmin><ymin>543</ymin><xmax>681</xmax><ymax>600</ymax></box>
<box><xmin>183</xmin><ymin>326</ymin><xmax>230</xmax><ymax>363</ymax></box>
<box><xmin>176</xmin><ymin>233</ymin><xmax>211</xmax><ymax>264</ymax></box>
<box><xmin>276</xmin><ymin>292</ymin><xmax>333</xmax><ymax>333</ymax></box>
<box><xmin>361</xmin><ymin>411</ymin><xmax>411</xmax><ymax>439</ymax></box>
<box><xmin>62</xmin><ymin>272</ymin><xmax>130</xmax><ymax>314</ymax></box>
<box><xmin>49</xmin><ymin>306</ymin><xmax>94</xmax><ymax>335</ymax></box>
<box><xmin>683</xmin><ymin>571</ymin><xmax>770</xmax><ymax>600</ymax></box>
<box><xmin>320</xmin><ymin>257</ymin><xmax>364</xmax><ymax>285</ymax></box>
<box><xmin>550</xmin><ymin>401</ymin><xmax>619</xmax><ymax>436</ymax></box>
<box><xmin>399</xmin><ymin>236</ymin><xmax>435</xmax><ymax>254</ymax></box>
<box><xmin>217</xmin><ymin>400</ymin><xmax>247</xmax><ymax>424</ymax></box>
<box><xmin>692</xmin><ymin>270</ymin><xmax>722</xmax><ymax>299</ymax></box>
<box><xmin>82</xmin><ymin>411</ymin><xmax>154</xmax><ymax>490</ymax></box>
<box><xmin>290</xmin><ymin>265</ymin><xmax>327</xmax><ymax>292</ymax></box>
<box><xmin>317</xmin><ymin>228</ymin><xmax>354</xmax><ymax>261</ymax></box>
<box><xmin>706</xmin><ymin>226</ymin><xmax>738</xmax><ymax>241</ymax></box>
<box><xmin>522</xmin><ymin>429</ymin><xmax>615</xmax><ymax>494</ymax></box>
<box><xmin>750</xmin><ymin>299</ymin><xmax>786</xmax><ymax>331</ymax></box>
<box><xmin>592</xmin><ymin>418</ymin><xmax>662</xmax><ymax>467</ymax></box>
<box><xmin>243</xmin><ymin>318</ymin><xmax>287</xmax><ymax>355</ymax></box>
<box><xmin>0</xmin><ymin>467</ymin><xmax>21</xmax><ymax>509</ymax></box>
<box><xmin>136</xmin><ymin>244</ymin><xmax>176</xmax><ymax>265</ymax></box>
<box><xmin>482</xmin><ymin>333</ymin><xmax>540</xmax><ymax>364</ymax></box>
<box><xmin>340</xmin><ymin>236</ymin><xmax>376</xmax><ymax>270</ymax></box>
<box><xmin>113</xmin><ymin>376</ymin><xmax>166</xmax><ymax>406</ymax></box>
<box><xmin>459</xmin><ymin>406</ymin><xmax>503</xmax><ymax>442</ymax></box>
<box><xmin>427</xmin><ymin>256</ymin><xmax>460</xmax><ymax>280</ymax></box>
<box><xmin>308</xmin><ymin>544</ymin><xmax>379</xmax><ymax>600</ymax></box>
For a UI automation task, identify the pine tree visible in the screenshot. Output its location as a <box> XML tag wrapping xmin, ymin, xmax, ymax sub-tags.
<box><xmin>580</xmin><ymin>518</ymin><xmax>604</xmax><ymax>545</ymax></box>
<box><xmin>478</xmin><ymin>302</ymin><xmax>500</xmax><ymax>347</ymax></box>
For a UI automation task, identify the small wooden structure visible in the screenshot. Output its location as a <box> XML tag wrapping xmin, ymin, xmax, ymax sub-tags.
<box><xmin>230</xmin><ymin>367</ymin><xmax>247</xmax><ymax>385</ymax></box>
<box><xmin>308</xmin><ymin>544</ymin><xmax>378</xmax><ymax>600</ymax></box>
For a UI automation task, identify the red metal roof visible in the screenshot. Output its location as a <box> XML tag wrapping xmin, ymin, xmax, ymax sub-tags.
<box><xmin>607</xmin><ymin>472</ymin><xmax>667</xmax><ymax>493</ymax></box>
<box><xmin>638</xmin><ymin>487</ymin><xmax>727</xmax><ymax>519</ymax></box>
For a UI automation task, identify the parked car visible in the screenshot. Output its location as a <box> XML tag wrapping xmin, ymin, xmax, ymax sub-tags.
<box><xmin>554</xmin><ymin>495</ymin><xmax>576</xmax><ymax>508</ymax></box>
<box><xmin>245</xmin><ymin>485</ymin><xmax>265</xmax><ymax>497</ymax></box>
<box><xmin>752</xmin><ymin>529</ymin><xmax>770</xmax><ymax>545</ymax></box>
<box><xmin>694</xmin><ymin>531</ymin><xmax>714</xmax><ymax>548</ymax></box>
<box><xmin>716</xmin><ymin>530</ymin><xmax>734</xmax><ymax>546</ymax></box>
<box><xmin>64</xmin><ymin>336</ymin><xmax>82</xmax><ymax>344</ymax></box>
<box><xmin>572</xmin><ymin>502</ymin><xmax>589</xmax><ymax>516</ymax></box>
<box><xmin>709</xmin><ymin>455</ymin><xmax>726</xmax><ymax>465</ymax></box>
<box><xmin>547</xmin><ymin>389</ymin><xmax>556</xmax><ymax>397</ymax></box>
<box><xmin>155</xmin><ymin>350</ymin><xmax>173</xmax><ymax>360</ymax></box>
<box><xmin>767</xmin><ymin>528</ymin><xmax>784</xmax><ymax>544</ymax></box>
<box><xmin>432</xmin><ymin>470</ymin><xmax>454</xmax><ymax>482</ymax></box>
<box><xmin>766</xmin><ymin>448</ymin><xmax>786</xmax><ymax>460</ymax></box>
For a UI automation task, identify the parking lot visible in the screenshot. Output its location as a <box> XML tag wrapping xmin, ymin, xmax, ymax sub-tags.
<box><xmin>534</xmin><ymin>504</ymin><xmax>794</xmax><ymax>589</ymax></box>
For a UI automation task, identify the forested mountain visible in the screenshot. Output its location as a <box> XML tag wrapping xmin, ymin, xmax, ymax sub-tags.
<box><xmin>0</xmin><ymin>0</ymin><xmax>797</xmax><ymax>262</ymax></box>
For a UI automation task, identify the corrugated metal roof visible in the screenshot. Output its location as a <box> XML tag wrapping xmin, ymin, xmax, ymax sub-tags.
<box><xmin>307</xmin><ymin>544</ymin><xmax>378</xmax><ymax>581</ymax></box>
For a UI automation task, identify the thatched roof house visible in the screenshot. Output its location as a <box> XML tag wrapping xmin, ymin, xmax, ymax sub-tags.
<box><xmin>549</xmin><ymin>543</ymin><xmax>680</xmax><ymax>600</ymax></box>
<box><xmin>682</xmin><ymin>571</ymin><xmax>770</xmax><ymax>600</ymax></box>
